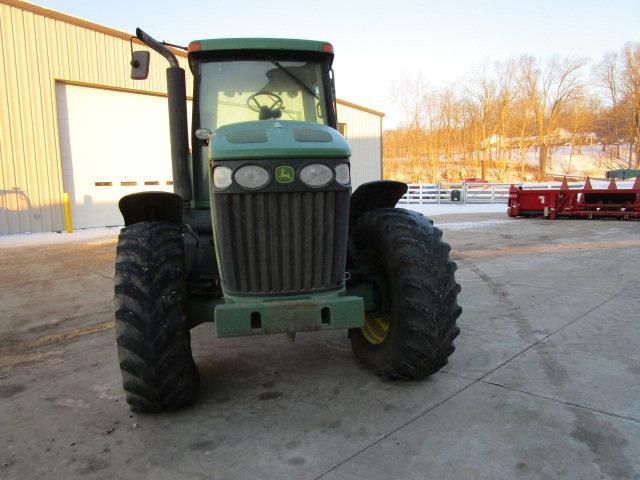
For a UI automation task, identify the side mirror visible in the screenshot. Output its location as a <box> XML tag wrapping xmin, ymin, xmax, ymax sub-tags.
<box><xmin>130</xmin><ymin>51</ymin><xmax>150</xmax><ymax>80</ymax></box>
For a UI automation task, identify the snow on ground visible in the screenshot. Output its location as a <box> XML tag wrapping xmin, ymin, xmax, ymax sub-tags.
<box><xmin>0</xmin><ymin>226</ymin><xmax>121</xmax><ymax>248</ymax></box>
<box><xmin>433</xmin><ymin>218</ymin><xmax>512</xmax><ymax>230</ymax></box>
<box><xmin>0</xmin><ymin>204</ymin><xmax>511</xmax><ymax>247</ymax></box>
<box><xmin>402</xmin><ymin>203</ymin><xmax>507</xmax><ymax>216</ymax></box>
<box><xmin>525</xmin><ymin>144</ymin><xmax>632</xmax><ymax>178</ymax></box>
<box><xmin>578</xmin><ymin>180</ymin><xmax>636</xmax><ymax>189</ymax></box>
<box><xmin>4</xmin><ymin>179</ymin><xmax>637</xmax><ymax>246</ymax></box>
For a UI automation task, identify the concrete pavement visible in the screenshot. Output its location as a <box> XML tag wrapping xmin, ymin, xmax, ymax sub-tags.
<box><xmin>1</xmin><ymin>213</ymin><xmax>639</xmax><ymax>479</ymax></box>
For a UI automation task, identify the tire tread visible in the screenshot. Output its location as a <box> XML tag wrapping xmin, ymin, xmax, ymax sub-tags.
<box><xmin>350</xmin><ymin>208</ymin><xmax>461</xmax><ymax>380</ymax></box>
<box><xmin>114</xmin><ymin>221</ymin><xmax>199</xmax><ymax>412</ymax></box>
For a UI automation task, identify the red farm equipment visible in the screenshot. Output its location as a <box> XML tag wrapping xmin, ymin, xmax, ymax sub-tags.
<box><xmin>508</xmin><ymin>177</ymin><xmax>640</xmax><ymax>220</ymax></box>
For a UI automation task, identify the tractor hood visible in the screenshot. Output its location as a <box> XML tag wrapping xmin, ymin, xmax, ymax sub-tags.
<box><xmin>209</xmin><ymin>120</ymin><xmax>350</xmax><ymax>161</ymax></box>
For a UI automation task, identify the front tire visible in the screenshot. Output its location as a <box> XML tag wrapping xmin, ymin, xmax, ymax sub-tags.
<box><xmin>349</xmin><ymin>208</ymin><xmax>461</xmax><ymax>380</ymax></box>
<box><xmin>114</xmin><ymin>221</ymin><xmax>199</xmax><ymax>412</ymax></box>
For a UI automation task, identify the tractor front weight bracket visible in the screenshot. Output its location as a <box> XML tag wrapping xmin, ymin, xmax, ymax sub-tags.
<box><xmin>213</xmin><ymin>295</ymin><xmax>363</xmax><ymax>338</ymax></box>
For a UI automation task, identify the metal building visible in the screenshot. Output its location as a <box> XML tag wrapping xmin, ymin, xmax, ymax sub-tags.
<box><xmin>0</xmin><ymin>0</ymin><xmax>383</xmax><ymax>234</ymax></box>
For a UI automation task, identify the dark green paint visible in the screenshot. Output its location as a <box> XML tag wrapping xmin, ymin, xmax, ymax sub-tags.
<box><xmin>210</xmin><ymin>120</ymin><xmax>350</xmax><ymax>161</ymax></box>
<box><xmin>185</xmin><ymin>285</ymin><xmax>375</xmax><ymax>336</ymax></box>
<box><xmin>214</xmin><ymin>294</ymin><xmax>363</xmax><ymax>338</ymax></box>
<box><xmin>192</xmin><ymin>38</ymin><xmax>332</xmax><ymax>54</ymax></box>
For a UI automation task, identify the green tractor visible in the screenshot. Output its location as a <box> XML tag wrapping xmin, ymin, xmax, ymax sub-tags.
<box><xmin>115</xmin><ymin>29</ymin><xmax>461</xmax><ymax>412</ymax></box>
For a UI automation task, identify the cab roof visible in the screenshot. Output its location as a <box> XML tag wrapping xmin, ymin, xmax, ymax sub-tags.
<box><xmin>188</xmin><ymin>38</ymin><xmax>334</xmax><ymax>54</ymax></box>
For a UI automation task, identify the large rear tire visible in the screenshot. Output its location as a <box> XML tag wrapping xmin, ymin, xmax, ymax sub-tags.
<box><xmin>349</xmin><ymin>208</ymin><xmax>461</xmax><ymax>380</ymax></box>
<box><xmin>114</xmin><ymin>221</ymin><xmax>199</xmax><ymax>412</ymax></box>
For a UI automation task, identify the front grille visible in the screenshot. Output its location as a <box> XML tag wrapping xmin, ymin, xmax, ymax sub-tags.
<box><xmin>213</xmin><ymin>190</ymin><xmax>350</xmax><ymax>296</ymax></box>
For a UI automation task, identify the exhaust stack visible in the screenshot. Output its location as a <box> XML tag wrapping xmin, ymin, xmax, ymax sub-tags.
<box><xmin>134</xmin><ymin>28</ymin><xmax>192</xmax><ymax>202</ymax></box>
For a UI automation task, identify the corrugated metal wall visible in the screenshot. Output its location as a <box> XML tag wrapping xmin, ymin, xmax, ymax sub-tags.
<box><xmin>0</xmin><ymin>0</ymin><xmax>192</xmax><ymax>234</ymax></box>
<box><xmin>0</xmin><ymin>0</ymin><xmax>382</xmax><ymax>235</ymax></box>
<box><xmin>337</xmin><ymin>103</ymin><xmax>383</xmax><ymax>188</ymax></box>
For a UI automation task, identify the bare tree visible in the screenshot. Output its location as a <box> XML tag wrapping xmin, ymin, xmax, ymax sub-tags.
<box><xmin>467</xmin><ymin>62</ymin><xmax>496</xmax><ymax>179</ymax></box>
<box><xmin>384</xmin><ymin>44</ymin><xmax>640</xmax><ymax>184</ymax></box>
<box><xmin>391</xmin><ymin>75</ymin><xmax>429</xmax><ymax>127</ymax></box>
<box><xmin>493</xmin><ymin>60</ymin><xmax>517</xmax><ymax>176</ymax></box>
<box><xmin>621</xmin><ymin>42</ymin><xmax>640</xmax><ymax>168</ymax></box>
<box><xmin>594</xmin><ymin>51</ymin><xmax>622</xmax><ymax>159</ymax></box>
<box><xmin>517</xmin><ymin>55</ymin><xmax>587</xmax><ymax>180</ymax></box>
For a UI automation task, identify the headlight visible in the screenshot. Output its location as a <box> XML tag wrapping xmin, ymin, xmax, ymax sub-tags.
<box><xmin>300</xmin><ymin>163</ymin><xmax>333</xmax><ymax>188</ymax></box>
<box><xmin>213</xmin><ymin>166</ymin><xmax>233</xmax><ymax>189</ymax></box>
<box><xmin>235</xmin><ymin>165</ymin><xmax>270</xmax><ymax>190</ymax></box>
<box><xmin>334</xmin><ymin>163</ymin><xmax>350</xmax><ymax>185</ymax></box>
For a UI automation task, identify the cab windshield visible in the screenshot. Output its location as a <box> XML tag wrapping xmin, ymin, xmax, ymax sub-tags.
<box><xmin>199</xmin><ymin>59</ymin><xmax>328</xmax><ymax>130</ymax></box>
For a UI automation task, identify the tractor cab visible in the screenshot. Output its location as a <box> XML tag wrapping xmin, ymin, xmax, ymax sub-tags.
<box><xmin>187</xmin><ymin>39</ymin><xmax>342</xmax><ymax>205</ymax></box>
<box><xmin>188</xmin><ymin>39</ymin><xmax>336</xmax><ymax>127</ymax></box>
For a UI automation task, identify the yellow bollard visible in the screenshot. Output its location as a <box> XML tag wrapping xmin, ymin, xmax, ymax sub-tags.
<box><xmin>63</xmin><ymin>192</ymin><xmax>73</xmax><ymax>233</ymax></box>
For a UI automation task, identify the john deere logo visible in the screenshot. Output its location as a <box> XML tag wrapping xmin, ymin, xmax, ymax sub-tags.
<box><xmin>275</xmin><ymin>165</ymin><xmax>294</xmax><ymax>183</ymax></box>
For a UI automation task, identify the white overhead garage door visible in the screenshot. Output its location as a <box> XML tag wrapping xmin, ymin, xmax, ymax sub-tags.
<box><xmin>56</xmin><ymin>83</ymin><xmax>192</xmax><ymax>229</ymax></box>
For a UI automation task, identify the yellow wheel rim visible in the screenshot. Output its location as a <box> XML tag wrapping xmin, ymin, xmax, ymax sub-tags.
<box><xmin>355</xmin><ymin>249</ymin><xmax>391</xmax><ymax>345</ymax></box>
<box><xmin>362</xmin><ymin>311</ymin><xmax>391</xmax><ymax>345</ymax></box>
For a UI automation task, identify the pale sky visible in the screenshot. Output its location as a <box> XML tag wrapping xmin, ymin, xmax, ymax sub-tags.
<box><xmin>37</xmin><ymin>0</ymin><xmax>640</xmax><ymax>127</ymax></box>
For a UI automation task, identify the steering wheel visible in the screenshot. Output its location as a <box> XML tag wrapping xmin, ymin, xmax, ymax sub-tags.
<box><xmin>247</xmin><ymin>91</ymin><xmax>284</xmax><ymax>120</ymax></box>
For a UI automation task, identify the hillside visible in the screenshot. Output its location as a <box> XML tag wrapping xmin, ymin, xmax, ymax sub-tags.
<box><xmin>384</xmin><ymin>144</ymin><xmax>634</xmax><ymax>183</ymax></box>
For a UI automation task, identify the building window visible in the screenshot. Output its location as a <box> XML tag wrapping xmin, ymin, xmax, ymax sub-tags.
<box><xmin>338</xmin><ymin>122</ymin><xmax>347</xmax><ymax>138</ymax></box>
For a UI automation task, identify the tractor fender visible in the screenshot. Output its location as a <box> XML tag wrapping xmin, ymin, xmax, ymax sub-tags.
<box><xmin>349</xmin><ymin>180</ymin><xmax>408</xmax><ymax>225</ymax></box>
<box><xmin>118</xmin><ymin>191</ymin><xmax>183</xmax><ymax>226</ymax></box>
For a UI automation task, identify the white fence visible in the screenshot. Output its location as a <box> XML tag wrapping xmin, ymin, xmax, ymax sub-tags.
<box><xmin>399</xmin><ymin>182</ymin><xmax>590</xmax><ymax>205</ymax></box>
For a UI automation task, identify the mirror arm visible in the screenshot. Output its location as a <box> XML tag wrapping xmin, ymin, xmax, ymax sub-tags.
<box><xmin>135</xmin><ymin>27</ymin><xmax>179</xmax><ymax>67</ymax></box>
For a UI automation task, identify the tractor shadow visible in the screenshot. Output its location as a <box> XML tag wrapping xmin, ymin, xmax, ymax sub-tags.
<box><xmin>187</xmin><ymin>325</ymin><xmax>420</xmax><ymax>409</ymax></box>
